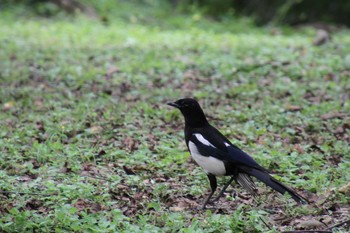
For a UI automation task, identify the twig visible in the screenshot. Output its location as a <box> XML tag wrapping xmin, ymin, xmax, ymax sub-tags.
<box><xmin>248</xmin><ymin>195</ymin><xmax>274</xmax><ymax>231</ymax></box>
<box><xmin>259</xmin><ymin>216</ymin><xmax>272</xmax><ymax>231</ymax></box>
<box><xmin>326</xmin><ymin>219</ymin><xmax>350</xmax><ymax>230</ymax></box>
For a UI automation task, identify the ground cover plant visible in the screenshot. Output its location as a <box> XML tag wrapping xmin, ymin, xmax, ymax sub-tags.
<box><xmin>0</xmin><ymin>1</ymin><xmax>349</xmax><ymax>232</ymax></box>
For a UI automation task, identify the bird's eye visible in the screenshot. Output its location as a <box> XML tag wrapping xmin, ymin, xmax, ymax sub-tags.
<box><xmin>179</xmin><ymin>101</ymin><xmax>187</xmax><ymax>107</ymax></box>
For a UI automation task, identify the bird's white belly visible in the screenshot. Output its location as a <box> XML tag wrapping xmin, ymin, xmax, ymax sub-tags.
<box><xmin>188</xmin><ymin>141</ymin><xmax>226</xmax><ymax>176</ymax></box>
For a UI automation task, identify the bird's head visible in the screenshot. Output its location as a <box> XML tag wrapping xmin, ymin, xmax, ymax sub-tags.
<box><xmin>167</xmin><ymin>98</ymin><xmax>208</xmax><ymax>127</ymax></box>
<box><xmin>167</xmin><ymin>98</ymin><xmax>200</xmax><ymax>110</ymax></box>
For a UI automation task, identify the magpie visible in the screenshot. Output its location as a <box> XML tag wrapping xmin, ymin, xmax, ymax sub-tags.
<box><xmin>168</xmin><ymin>98</ymin><xmax>307</xmax><ymax>209</ymax></box>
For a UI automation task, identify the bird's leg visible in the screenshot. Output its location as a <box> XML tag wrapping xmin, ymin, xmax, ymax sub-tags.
<box><xmin>211</xmin><ymin>176</ymin><xmax>235</xmax><ymax>203</ymax></box>
<box><xmin>201</xmin><ymin>174</ymin><xmax>217</xmax><ymax>210</ymax></box>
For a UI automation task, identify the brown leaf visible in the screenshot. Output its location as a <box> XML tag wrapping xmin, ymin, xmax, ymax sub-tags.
<box><xmin>82</xmin><ymin>163</ymin><xmax>95</xmax><ymax>172</ymax></box>
<box><xmin>73</xmin><ymin>199</ymin><xmax>102</xmax><ymax>213</ymax></box>
<box><xmin>169</xmin><ymin>206</ymin><xmax>185</xmax><ymax>211</ymax></box>
<box><xmin>35</xmin><ymin>121</ymin><xmax>45</xmax><ymax>132</ymax></box>
<box><xmin>18</xmin><ymin>175</ymin><xmax>33</xmax><ymax>182</ymax></box>
<box><xmin>105</xmin><ymin>66</ymin><xmax>120</xmax><ymax>78</ymax></box>
<box><xmin>335</xmin><ymin>126</ymin><xmax>345</xmax><ymax>134</ymax></box>
<box><xmin>324</xmin><ymin>72</ymin><xmax>337</xmax><ymax>81</ymax></box>
<box><xmin>296</xmin><ymin>219</ymin><xmax>324</xmax><ymax>229</ymax></box>
<box><xmin>286</xmin><ymin>105</ymin><xmax>303</xmax><ymax>112</ymax></box>
<box><xmin>34</xmin><ymin>98</ymin><xmax>44</xmax><ymax>107</ymax></box>
<box><xmin>339</xmin><ymin>182</ymin><xmax>350</xmax><ymax>195</ymax></box>
<box><xmin>321</xmin><ymin>112</ymin><xmax>346</xmax><ymax>120</ymax></box>
<box><xmin>3</xmin><ymin>102</ymin><xmax>15</xmax><ymax>111</ymax></box>
<box><xmin>154</xmin><ymin>177</ymin><xmax>167</xmax><ymax>183</ymax></box>
<box><xmin>256</xmin><ymin>135</ymin><xmax>266</xmax><ymax>145</ymax></box>
<box><xmin>132</xmin><ymin>191</ymin><xmax>150</xmax><ymax>202</ymax></box>
<box><xmin>86</xmin><ymin>126</ymin><xmax>102</xmax><ymax>134</ymax></box>
<box><xmin>293</xmin><ymin>144</ymin><xmax>305</xmax><ymax>154</ymax></box>
<box><xmin>146</xmin><ymin>134</ymin><xmax>157</xmax><ymax>151</ymax></box>
<box><xmin>294</xmin><ymin>126</ymin><xmax>305</xmax><ymax>133</ymax></box>
<box><xmin>10</xmin><ymin>54</ymin><xmax>17</xmax><ymax>60</ymax></box>
<box><xmin>29</xmin><ymin>159</ymin><xmax>41</xmax><ymax>169</ymax></box>
<box><xmin>123</xmin><ymin>165</ymin><xmax>136</xmax><ymax>175</ymax></box>
<box><xmin>334</xmin><ymin>123</ymin><xmax>350</xmax><ymax>141</ymax></box>
<box><xmin>170</xmin><ymin>198</ymin><xmax>197</xmax><ymax>211</ymax></box>
<box><xmin>336</xmin><ymin>123</ymin><xmax>350</xmax><ymax>133</ymax></box>
<box><xmin>121</xmin><ymin>137</ymin><xmax>138</xmax><ymax>152</ymax></box>
<box><xmin>308</xmin><ymin>144</ymin><xmax>324</xmax><ymax>153</ymax></box>
<box><xmin>26</xmin><ymin>199</ymin><xmax>43</xmax><ymax>210</ymax></box>
<box><xmin>326</xmin><ymin>154</ymin><xmax>341</xmax><ymax>166</ymax></box>
<box><xmin>61</xmin><ymin>161</ymin><xmax>72</xmax><ymax>173</ymax></box>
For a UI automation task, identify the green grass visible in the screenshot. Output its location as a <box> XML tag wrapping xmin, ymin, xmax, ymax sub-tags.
<box><xmin>0</xmin><ymin>2</ymin><xmax>349</xmax><ymax>232</ymax></box>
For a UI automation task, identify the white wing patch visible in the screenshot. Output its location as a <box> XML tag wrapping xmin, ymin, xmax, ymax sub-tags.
<box><xmin>188</xmin><ymin>141</ymin><xmax>226</xmax><ymax>176</ymax></box>
<box><xmin>224</xmin><ymin>142</ymin><xmax>230</xmax><ymax>147</ymax></box>
<box><xmin>194</xmin><ymin>133</ymin><xmax>215</xmax><ymax>147</ymax></box>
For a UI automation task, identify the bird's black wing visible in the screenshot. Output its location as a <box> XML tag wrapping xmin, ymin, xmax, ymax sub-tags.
<box><xmin>188</xmin><ymin>125</ymin><xmax>263</xmax><ymax>170</ymax></box>
<box><xmin>187</xmin><ymin>125</ymin><xmax>308</xmax><ymax>204</ymax></box>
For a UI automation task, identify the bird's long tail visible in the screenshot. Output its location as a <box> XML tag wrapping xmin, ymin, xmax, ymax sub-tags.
<box><xmin>238</xmin><ymin>168</ymin><xmax>308</xmax><ymax>204</ymax></box>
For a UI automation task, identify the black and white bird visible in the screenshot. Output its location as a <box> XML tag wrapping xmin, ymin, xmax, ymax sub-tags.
<box><xmin>168</xmin><ymin>98</ymin><xmax>307</xmax><ymax>209</ymax></box>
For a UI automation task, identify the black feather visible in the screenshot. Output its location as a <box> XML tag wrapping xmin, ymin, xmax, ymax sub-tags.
<box><xmin>246</xmin><ymin>168</ymin><xmax>307</xmax><ymax>204</ymax></box>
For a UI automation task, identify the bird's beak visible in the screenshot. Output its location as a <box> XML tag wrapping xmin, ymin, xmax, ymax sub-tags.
<box><xmin>167</xmin><ymin>102</ymin><xmax>179</xmax><ymax>108</ymax></box>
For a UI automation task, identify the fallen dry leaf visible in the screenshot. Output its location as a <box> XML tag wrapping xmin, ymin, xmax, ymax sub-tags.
<box><xmin>86</xmin><ymin>126</ymin><xmax>103</xmax><ymax>134</ymax></box>
<box><xmin>61</xmin><ymin>161</ymin><xmax>73</xmax><ymax>174</ymax></box>
<box><xmin>3</xmin><ymin>101</ymin><xmax>15</xmax><ymax>110</ymax></box>
<box><xmin>293</xmin><ymin>144</ymin><xmax>305</xmax><ymax>154</ymax></box>
<box><xmin>286</xmin><ymin>105</ymin><xmax>303</xmax><ymax>112</ymax></box>
<box><xmin>169</xmin><ymin>206</ymin><xmax>185</xmax><ymax>211</ymax></box>
<box><xmin>73</xmin><ymin>199</ymin><xmax>102</xmax><ymax>213</ymax></box>
<box><xmin>25</xmin><ymin>199</ymin><xmax>43</xmax><ymax>211</ymax></box>
<box><xmin>123</xmin><ymin>165</ymin><xmax>136</xmax><ymax>175</ymax></box>
<box><xmin>121</xmin><ymin>136</ymin><xmax>138</xmax><ymax>152</ymax></box>
<box><xmin>17</xmin><ymin>175</ymin><xmax>33</xmax><ymax>182</ymax></box>
<box><xmin>321</xmin><ymin>112</ymin><xmax>346</xmax><ymax>120</ymax></box>
<box><xmin>335</xmin><ymin>123</ymin><xmax>350</xmax><ymax>134</ymax></box>
<box><xmin>105</xmin><ymin>66</ymin><xmax>120</xmax><ymax>79</ymax></box>
<box><xmin>339</xmin><ymin>182</ymin><xmax>350</xmax><ymax>195</ymax></box>
<box><xmin>36</xmin><ymin>121</ymin><xmax>45</xmax><ymax>132</ymax></box>
<box><xmin>34</xmin><ymin>98</ymin><xmax>44</xmax><ymax>107</ymax></box>
<box><xmin>296</xmin><ymin>219</ymin><xmax>324</xmax><ymax>229</ymax></box>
